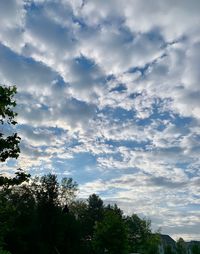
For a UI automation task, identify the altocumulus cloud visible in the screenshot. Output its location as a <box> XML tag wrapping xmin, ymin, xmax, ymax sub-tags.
<box><xmin>0</xmin><ymin>0</ymin><xmax>200</xmax><ymax>240</ymax></box>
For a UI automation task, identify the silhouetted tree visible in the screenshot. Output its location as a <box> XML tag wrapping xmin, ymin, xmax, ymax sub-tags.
<box><xmin>0</xmin><ymin>85</ymin><xmax>20</xmax><ymax>162</ymax></box>
<box><xmin>0</xmin><ymin>169</ymin><xmax>30</xmax><ymax>187</ymax></box>
<box><xmin>0</xmin><ymin>85</ymin><xmax>30</xmax><ymax>187</ymax></box>
<box><xmin>125</xmin><ymin>214</ymin><xmax>151</xmax><ymax>253</ymax></box>
<box><xmin>104</xmin><ymin>203</ymin><xmax>123</xmax><ymax>218</ymax></box>
<box><xmin>92</xmin><ymin>209</ymin><xmax>128</xmax><ymax>254</ymax></box>
<box><xmin>0</xmin><ymin>85</ymin><xmax>29</xmax><ymax>188</ymax></box>
<box><xmin>86</xmin><ymin>194</ymin><xmax>104</xmax><ymax>237</ymax></box>
<box><xmin>0</xmin><ymin>85</ymin><xmax>30</xmax><ymax>253</ymax></box>
<box><xmin>60</xmin><ymin>177</ymin><xmax>78</xmax><ymax>206</ymax></box>
<box><xmin>177</xmin><ymin>238</ymin><xmax>187</xmax><ymax>254</ymax></box>
<box><xmin>144</xmin><ymin>233</ymin><xmax>160</xmax><ymax>254</ymax></box>
<box><xmin>2</xmin><ymin>184</ymin><xmax>36</xmax><ymax>254</ymax></box>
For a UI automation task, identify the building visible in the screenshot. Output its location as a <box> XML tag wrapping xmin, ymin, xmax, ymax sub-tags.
<box><xmin>159</xmin><ymin>234</ymin><xmax>177</xmax><ymax>254</ymax></box>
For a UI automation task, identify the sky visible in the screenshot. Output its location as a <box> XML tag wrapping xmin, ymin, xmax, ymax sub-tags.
<box><xmin>0</xmin><ymin>0</ymin><xmax>200</xmax><ymax>241</ymax></box>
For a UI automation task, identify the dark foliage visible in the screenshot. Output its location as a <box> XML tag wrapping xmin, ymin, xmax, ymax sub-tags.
<box><xmin>0</xmin><ymin>85</ymin><xmax>20</xmax><ymax>162</ymax></box>
<box><xmin>0</xmin><ymin>173</ymin><xmax>158</xmax><ymax>254</ymax></box>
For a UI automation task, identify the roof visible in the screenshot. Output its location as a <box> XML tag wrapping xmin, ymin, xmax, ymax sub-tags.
<box><xmin>160</xmin><ymin>234</ymin><xmax>176</xmax><ymax>247</ymax></box>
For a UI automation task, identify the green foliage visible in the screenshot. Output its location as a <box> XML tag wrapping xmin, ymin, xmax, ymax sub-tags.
<box><xmin>86</xmin><ymin>194</ymin><xmax>104</xmax><ymax>237</ymax></box>
<box><xmin>177</xmin><ymin>238</ymin><xmax>187</xmax><ymax>254</ymax></box>
<box><xmin>0</xmin><ymin>169</ymin><xmax>30</xmax><ymax>187</ymax></box>
<box><xmin>88</xmin><ymin>194</ymin><xmax>104</xmax><ymax>216</ymax></box>
<box><xmin>0</xmin><ymin>85</ymin><xmax>20</xmax><ymax>162</ymax></box>
<box><xmin>60</xmin><ymin>177</ymin><xmax>78</xmax><ymax>206</ymax></box>
<box><xmin>125</xmin><ymin>214</ymin><xmax>152</xmax><ymax>253</ymax></box>
<box><xmin>0</xmin><ymin>134</ymin><xmax>21</xmax><ymax>162</ymax></box>
<box><xmin>0</xmin><ymin>173</ymin><xmax>80</xmax><ymax>254</ymax></box>
<box><xmin>92</xmin><ymin>210</ymin><xmax>128</xmax><ymax>254</ymax></box>
<box><xmin>0</xmin><ymin>85</ymin><xmax>17</xmax><ymax>125</ymax></box>
<box><xmin>191</xmin><ymin>243</ymin><xmax>200</xmax><ymax>254</ymax></box>
<box><xmin>144</xmin><ymin>233</ymin><xmax>161</xmax><ymax>254</ymax></box>
<box><xmin>104</xmin><ymin>204</ymin><xmax>123</xmax><ymax>218</ymax></box>
<box><xmin>0</xmin><ymin>85</ymin><xmax>29</xmax><ymax>189</ymax></box>
<box><xmin>0</xmin><ymin>172</ymin><xmax>162</xmax><ymax>254</ymax></box>
<box><xmin>38</xmin><ymin>174</ymin><xmax>59</xmax><ymax>206</ymax></box>
<box><xmin>0</xmin><ymin>249</ymin><xmax>12</xmax><ymax>254</ymax></box>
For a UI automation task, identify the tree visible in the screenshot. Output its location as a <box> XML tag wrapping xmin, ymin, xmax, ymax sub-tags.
<box><xmin>144</xmin><ymin>233</ymin><xmax>160</xmax><ymax>254</ymax></box>
<box><xmin>32</xmin><ymin>174</ymin><xmax>80</xmax><ymax>254</ymax></box>
<box><xmin>0</xmin><ymin>85</ymin><xmax>20</xmax><ymax>162</ymax></box>
<box><xmin>88</xmin><ymin>194</ymin><xmax>104</xmax><ymax>219</ymax></box>
<box><xmin>59</xmin><ymin>177</ymin><xmax>78</xmax><ymax>207</ymax></box>
<box><xmin>191</xmin><ymin>243</ymin><xmax>200</xmax><ymax>254</ymax></box>
<box><xmin>86</xmin><ymin>194</ymin><xmax>104</xmax><ymax>237</ymax></box>
<box><xmin>37</xmin><ymin>174</ymin><xmax>59</xmax><ymax>207</ymax></box>
<box><xmin>92</xmin><ymin>210</ymin><xmax>129</xmax><ymax>254</ymax></box>
<box><xmin>0</xmin><ymin>173</ymin><xmax>81</xmax><ymax>254</ymax></box>
<box><xmin>0</xmin><ymin>85</ymin><xmax>30</xmax><ymax>253</ymax></box>
<box><xmin>125</xmin><ymin>214</ymin><xmax>151</xmax><ymax>253</ymax></box>
<box><xmin>0</xmin><ymin>168</ymin><xmax>30</xmax><ymax>187</ymax></box>
<box><xmin>0</xmin><ymin>85</ymin><xmax>30</xmax><ymax>187</ymax></box>
<box><xmin>104</xmin><ymin>204</ymin><xmax>123</xmax><ymax>218</ymax></box>
<box><xmin>177</xmin><ymin>238</ymin><xmax>187</xmax><ymax>254</ymax></box>
<box><xmin>1</xmin><ymin>184</ymin><xmax>36</xmax><ymax>254</ymax></box>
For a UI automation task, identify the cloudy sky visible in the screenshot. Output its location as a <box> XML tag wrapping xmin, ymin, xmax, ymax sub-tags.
<box><xmin>1</xmin><ymin>0</ymin><xmax>200</xmax><ymax>240</ymax></box>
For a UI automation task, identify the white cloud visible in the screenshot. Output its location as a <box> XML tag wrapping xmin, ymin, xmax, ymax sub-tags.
<box><xmin>0</xmin><ymin>0</ymin><xmax>200</xmax><ymax>240</ymax></box>
<box><xmin>0</xmin><ymin>0</ymin><xmax>25</xmax><ymax>52</ymax></box>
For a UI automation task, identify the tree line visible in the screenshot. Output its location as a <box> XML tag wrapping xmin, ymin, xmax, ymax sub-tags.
<box><xmin>0</xmin><ymin>171</ymin><xmax>160</xmax><ymax>254</ymax></box>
